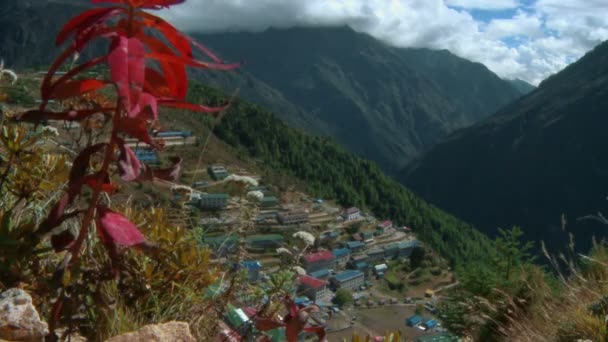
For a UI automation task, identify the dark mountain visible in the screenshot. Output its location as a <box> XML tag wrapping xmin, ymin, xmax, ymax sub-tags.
<box><xmin>402</xmin><ymin>41</ymin><xmax>608</xmax><ymax>252</ymax></box>
<box><xmin>0</xmin><ymin>2</ymin><xmax>525</xmax><ymax>172</ymax></box>
<box><xmin>191</xmin><ymin>27</ymin><xmax>525</xmax><ymax>172</ymax></box>
<box><xmin>508</xmin><ymin>78</ymin><xmax>536</xmax><ymax>95</ymax></box>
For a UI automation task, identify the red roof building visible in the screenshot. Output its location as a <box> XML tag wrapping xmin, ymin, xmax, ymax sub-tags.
<box><xmin>303</xmin><ymin>251</ymin><xmax>336</xmax><ymax>272</ymax></box>
<box><xmin>298</xmin><ymin>275</ymin><xmax>332</xmax><ymax>302</ymax></box>
<box><xmin>298</xmin><ymin>275</ymin><xmax>327</xmax><ymax>289</ymax></box>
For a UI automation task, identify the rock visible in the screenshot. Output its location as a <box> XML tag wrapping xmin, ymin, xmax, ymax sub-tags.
<box><xmin>0</xmin><ymin>288</ymin><xmax>48</xmax><ymax>341</ymax></box>
<box><xmin>105</xmin><ymin>322</ymin><xmax>195</xmax><ymax>342</ymax></box>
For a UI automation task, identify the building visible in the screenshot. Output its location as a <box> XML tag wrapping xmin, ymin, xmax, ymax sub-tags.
<box><xmin>374</xmin><ymin>264</ymin><xmax>388</xmax><ymax>278</ymax></box>
<box><xmin>367</xmin><ymin>249</ymin><xmax>384</xmax><ymax>263</ymax></box>
<box><xmin>241</xmin><ymin>261</ymin><xmax>262</xmax><ymax>282</ymax></box>
<box><xmin>406</xmin><ymin>315</ymin><xmax>422</xmax><ymax>327</ymax></box>
<box><xmin>383</xmin><ymin>243</ymin><xmax>400</xmax><ymax>259</ymax></box>
<box><xmin>377</xmin><ymin>220</ymin><xmax>392</xmax><ymax>233</ymax></box>
<box><xmin>303</xmin><ymin>251</ymin><xmax>336</xmax><ymax>273</ymax></box>
<box><xmin>245</xmin><ymin>235</ymin><xmax>284</xmax><ymax>249</ymax></box>
<box><xmin>309</xmin><ymin>269</ymin><xmax>331</xmax><ymax>280</ymax></box>
<box><xmin>209</xmin><ymin>165</ymin><xmax>229</xmax><ymax>180</ymax></box>
<box><xmin>332</xmin><ymin>248</ymin><xmax>350</xmax><ymax>268</ymax></box>
<box><xmin>197</xmin><ymin>193</ymin><xmax>230</xmax><ymax>210</ymax></box>
<box><xmin>298</xmin><ymin>275</ymin><xmax>332</xmax><ymax>302</ymax></box>
<box><xmin>346</xmin><ymin>241</ymin><xmax>365</xmax><ymax>253</ymax></box>
<box><xmin>342</xmin><ymin>207</ymin><xmax>361</xmax><ymax>222</ymax></box>
<box><xmin>398</xmin><ymin>240</ymin><xmax>422</xmax><ymax>258</ymax></box>
<box><xmin>259</xmin><ymin>196</ymin><xmax>279</xmax><ymax>208</ymax></box>
<box><xmin>351</xmin><ymin>254</ymin><xmax>368</xmax><ymax>265</ymax></box>
<box><xmin>203</xmin><ymin>235</ymin><xmax>238</xmax><ymax>257</ymax></box>
<box><xmin>277</xmin><ymin>211</ymin><xmax>309</xmax><ymax>225</ymax></box>
<box><xmin>331</xmin><ymin>270</ymin><xmax>365</xmax><ymax>291</ymax></box>
<box><xmin>362</xmin><ymin>231</ymin><xmax>374</xmax><ymax>243</ymax></box>
<box><xmin>355</xmin><ymin>262</ymin><xmax>370</xmax><ymax>276</ymax></box>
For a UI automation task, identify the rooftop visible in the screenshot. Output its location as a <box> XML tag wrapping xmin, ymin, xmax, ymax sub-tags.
<box><xmin>345</xmin><ymin>207</ymin><xmax>360</xmax><ymax>215</ymax></box>
<box><xmin>332</xmin><ymin>248</ymin><xmax>350</xmax><ymax>258</ymax></box>
<box><xmin>368</xmin><ymin>248</ymin><xmax>383</xmax><ymax>255</ymax></box>
<box><xmin>241</xmin><ymin>261</ymin><xmax>262</xmax><ymax>270</ymax></box>
<box><xmin>398</xmin><ymin>240</ymin><xmax>421</xmax><ymax>249</ymax></box>
<box><xmin>298</xmin><ymin>275</ymin><xmax>327</xmax><ymax>289</ymax></box>
<box><xmin>378</xmin><ymin>220</ymin><xmax>392</xmax><ymax>227</ymax></box>
<box><xmin>346</xmin><ymin>241</ymin><xmax>365</xmax><ymax>249</ymax></box>
<box><xmin>246</xmin><ymin>234</ymin><xmax>284</xmax><ymax>242</ymax></box>
<box><xmin>309</xmin><ymin>269</ymin><xmax>330</xmax><ymax>278</ymax></box>
<box><xmin>333</xmin><ymin>270</ymin><xmax>364</xmax><ymax>282</ymax></box>
<box><xmin>201</xmin><ymin>193</ymin><xmax>230</xmax><ymax>199</ymax></box>
<box><xmin>304</xmin><ymin>251</ymin><xmax>335</xmax><ymax>263</ymax></box>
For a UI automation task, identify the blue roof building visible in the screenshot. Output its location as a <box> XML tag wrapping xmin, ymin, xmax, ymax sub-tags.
<box><xmin>423</xmin><ymin>319</ymin><xmax>439</xmax><ymax>329</ymax></box>
<box><xmin>241</xmin><ymin>260</ymin><xmax>262</xmax><ymax>282</ymax></box>
<box><xmin>309</xmin><ymin>269</ymin><xmax>331</xmax><ymax>280</ymax></box>
<box><xmin>346</xmin><ymin>241</ymin><xmax>365</xmax><ymax>252</ymax></box>
<box><xmin>398</xmin><ymin>240</ymin><xmax>422</xmax><ymax>258</ymax></box>
<box><xmin>331</xmin><ymin>270</ymin><xmax>365</xmax><ymax>291</ymax></box>
<box><xmin>406</xmin><ymin>314</ymin><xmax>423</xmax><ymax>327</ymax></box>
<box><xmin>332</xmin><ymin>248</ymin><xmax>350</xmax><ymax>268</ymax></box>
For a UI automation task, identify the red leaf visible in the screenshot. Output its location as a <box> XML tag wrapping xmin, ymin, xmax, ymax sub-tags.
<box><xmin>92</xmin><ymin>0</ymin><xmax>185</xmax><ymax>9</ymax></box>
<box><xmin>253</xmin><ymin>318</ymin><xmax>284</xmax><ymax>332</ymax></box>
<box><xmin>115</xmin><ymin>115</ymin><xmax>159</xmax><ymax>148</ymax></box>
<box><xmin>108</xmin><ymin>35</ymin><xmax>146</xmax><ymax>117</ymax></box>
<box><xmin>49</xmin><ymin>79</ymin><xmax>106</xmax><ymax>100</ymax></box>
<box><xmin>137</xmin><ymin>34</ymin><xmax>187</xmax><ymax>99</ymax></box>
<box><xmin>16</xmin><ymin>108</ymin><xmax>113</xmax><ymax>123</ymax></box>
<box><xmin>43</xmin><ymin>55</ymin><xmax>107</xmax><ymax>101</ymax></box>
<box><xmin>189</xmin><ymin>37</ymin><xmax>223</xmax><ymax>64</ymax></box>
<box><xmin>150</xmin><ymin>156</ymin><xmax>182</xmax><ymax>182</ymax></box>
<box><xmin>83</xmin><ymin>174</ymin><xmax>117</xmax><ymax>194</ymax></box>
<box><xmin>158</xmin><ymin>100</ymin><xmax>230</xmax><ymax>114</ymax></box>
<box><xmin>145</xmin><ymin>52</ymin><xmax>240</xmax><ymax>71</ymax></box>
<box><xmin>302</xmin><ymin>326</ymin><xmax>326</xmax><ymax>341</ymax></box>
<box><xmin>97</xmin><ymin>206</ymin><xmax>146</xmax><ymax>246</ymax></box>
<box><xmin>56</xmin><ymin>7</ymin><xmax>122</xmax><ymax>46</ymax></box>
<box><xmin>117</xmin><ymin>141</ymin><xmax>143</xmax><ymax>181</ymax></box>
<box><xmin>143</xmin><ymin>67</ymin><xmax>171</xmax><ymax>97</ymax></box>
<box><xmin>51</xmin><ymin>229</ymin><xmax>76</xmax><ymax>252</ymax></box>
<box><xmin>69</xmin><ymin>143</ymin><xmax>106</xmax><ymax>187</ymax></box>
<box><xmin>139</xmin><ymin>12</ymin><xmax>192</xmax><ymax>58</ymax></box>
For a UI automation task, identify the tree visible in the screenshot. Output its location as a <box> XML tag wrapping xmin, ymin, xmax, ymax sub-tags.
<box><xmin>334</xmin><ymin>289</ymin><xmax>354</xmax><ymax>307</ymax></box>
<box><xmin>494</xmin><ymin>227</ymin><xmax>534</xmax><ymax>282</ymax></box>
<box><xmin>409</xmin><ymin>247</ymin><xmax>426</xmax><ymax>269</ymax></box>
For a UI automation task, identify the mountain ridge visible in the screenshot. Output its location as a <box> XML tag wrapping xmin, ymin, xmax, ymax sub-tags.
<box><xmin>1</xmin><ymin>2</ymin><xmax>526</xmax><ymax>172</ymax></box>
<box><xmin>402</xmin><ymin>40</ymin><xmax>608</xmax><ymax>252</ymax></box>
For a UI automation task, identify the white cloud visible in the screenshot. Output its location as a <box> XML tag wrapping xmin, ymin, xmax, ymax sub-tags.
<box><xmin>445</xmin><ymin>0</ymin><xmax>520</xmax><ymax>10</ymax></box>
<box><xmin>160</xmin><ymin>0</ymin><xmax>608</xmax><ymax>85</ymax></box>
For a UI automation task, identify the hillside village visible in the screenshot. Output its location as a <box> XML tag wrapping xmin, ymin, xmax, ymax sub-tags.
<box><xmin>0</xmin><ymin>71</ymin><xmax>459</xmax><ymax>341</ymax></box>
<box><xmin>135</xmin><ymin>130</ymin><xmax>458</xmax><ymax>341</ymax></box>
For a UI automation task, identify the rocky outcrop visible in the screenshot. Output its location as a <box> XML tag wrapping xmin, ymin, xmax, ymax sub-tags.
<box><xmin>0</xmin><ymin>288</ymin><xmax>48</xmax><ymax>341</ymax></box>
<box><xmin>105</xmin><ymin>321</ymin><xmax>195</xmax><ymax>342</ymax></box>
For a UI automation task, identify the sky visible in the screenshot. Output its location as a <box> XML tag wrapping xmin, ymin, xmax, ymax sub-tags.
<box><xmin>161</xmin><ymin>0</ymin><xmax>608</xmax><ymax>85</ymax></box>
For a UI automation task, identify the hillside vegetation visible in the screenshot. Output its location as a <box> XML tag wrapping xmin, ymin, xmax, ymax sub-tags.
<box><xmin>179</xmin><ymin>82</ymin><xmax>495</xmax><ymax>266</ymax></box>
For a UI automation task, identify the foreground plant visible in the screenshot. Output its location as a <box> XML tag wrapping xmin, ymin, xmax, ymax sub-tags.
<box><xmin>13</xmin><ymin>0</ymin><xmax>238</xmax><ymax>337</ymax></box>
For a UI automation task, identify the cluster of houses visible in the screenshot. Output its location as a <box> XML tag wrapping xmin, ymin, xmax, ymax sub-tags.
<box><xmin>293</xmin><ymin>237</ymin><xmax>421</xmax><ymax>304</ymax></box>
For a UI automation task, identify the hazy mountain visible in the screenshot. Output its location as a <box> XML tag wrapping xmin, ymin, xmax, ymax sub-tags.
<box><xmin>1</xmin><ymin>2</ymin><xmax>525</xmax><ymax>172</ymax></box>
<box><xmin>508</xmin><ymin>78</ymin><xmax>536</xmax><ymax>95</ymax></box>
<box><xmin>191</xmin><ymin>27</ymin><xmax>526</xmax><ymax>172</ymax></box>
<box><xmin>402</xmin><ymin>40</ymin><xmax>608</xmax><ymax>252</ymax></box>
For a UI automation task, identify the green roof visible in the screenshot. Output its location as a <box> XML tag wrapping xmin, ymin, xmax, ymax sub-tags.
<box><xmin>246</xmin><ymin>234</ymin><xmax>284</xmax><ymax>242</ymax></box>
<box><xmin>201</xmin><ymin>193</ymin><xmax>230</xmax><ymax>199</ymax></box>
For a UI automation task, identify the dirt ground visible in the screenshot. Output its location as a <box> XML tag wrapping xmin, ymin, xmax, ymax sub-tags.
<box><xmin>326</xmin><ymin>305</ymin><xmax>439</xmax><ymax>341</ymax></box>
